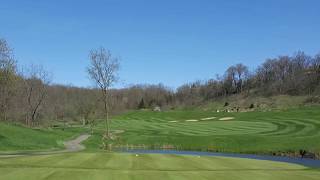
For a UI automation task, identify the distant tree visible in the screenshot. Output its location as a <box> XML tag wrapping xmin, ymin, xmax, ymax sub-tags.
<box><xmin>274</xmin><ymin>56</ymin><xmax>291</xmax><ymax>93</ymax></box>
<box><xmin>23</xmin><ymin>64</ymin><xmax>51</xmax><ymax>126</ymax></box>
<box><xmin>87</xmin><ymin>47</ymin><xmax>120</xmax><ymax>138</ymax></box>
<box><xmin>235</xmin><ymin>63</ymin><xmax>249</xmax><ymax>93</ymax></box>
<box><xmin>224</xmin><ymin>64</ymin><xmax>249</xmax><ymax>94</ymax></box>
<box><xmin>255</xmin><ymin>58</ymin><xmax>282</xmax><ymax>94</ymax></box>
<box><xmin>0</xmin><ymin>39</ymin><xmax>16</xmax><ymax>121</ymax></box>
<box><xmin>73</xmin><ymin>88</ymin><xmax>97</xmax><ymax>125</ymax></box>
<box><xmin>312</xmin><ymin>54</ymin><xmax>320</xmax><ymax>89</ymax></box>
<box><xmin>225</xmin><ymin>66</ymin><xmax>237</xmax><ymax>93</ymax></box>
<box><xmin>138</xmin><ymin>98</ymin><xmax>146</xmax><ymax>109</ymax></box>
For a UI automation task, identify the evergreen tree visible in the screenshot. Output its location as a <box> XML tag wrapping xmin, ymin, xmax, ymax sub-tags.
<box><xmin>138</xmin><ymin>98</ymin><xmax>146</xmax><ymax>109</ymax></box>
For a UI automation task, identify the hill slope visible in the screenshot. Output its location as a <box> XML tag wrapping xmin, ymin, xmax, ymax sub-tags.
<box><xmin>0</xmin><ymin>123</ymin><xmax>83</xmax><ymax>151</ymax></box>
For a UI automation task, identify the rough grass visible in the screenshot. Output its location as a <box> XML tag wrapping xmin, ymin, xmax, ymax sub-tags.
<box><xmin>0</xmin><ymin>123</ymin><xmax>85</xmax><ymax>151</ymax></box>
<box><xmin>0</xmin><ymin>152</ymin><xmax>319</xmax><ymax>180</ymax></box>
<box><xmin>85</xmin><ymin>106</ymin><xmax>320</xmax><ymax>155</ymax></box>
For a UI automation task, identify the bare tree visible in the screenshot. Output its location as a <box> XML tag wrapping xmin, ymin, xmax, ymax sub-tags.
<box><xmin>235</xmin><ymin>63</ymin><xmax>249</xmax><ymax>93</ymax></box>
<box><xmin>87</xmin><ymin>47</ymin><xmax>120</xmax><ymax>138</ymax></box>
<box><xmin>313</xmin><ymin>54</ymin><xmax>320</xmax><ymax>82</ymax></box>
<box><xmin>23</xmin><ymin>64</ymin><xmax>51</xmax><ymax>126</ymax></box>
<box><xmin>225</xmin><ymin>66</ymin><xmax>237</xmax><ymax>94</ymax></box>
<box><xmin>75</xmin><ymin>88</ymin><xmax>99</xmax><ymax>134</ymax></box>
<box><xmin>0</xmin><ymin>39</ymin><xmax>16</xmax><ymax>121</ymax></box>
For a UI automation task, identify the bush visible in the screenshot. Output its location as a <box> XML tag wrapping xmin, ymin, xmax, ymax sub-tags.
<box><xmin>304</xmin><ymin>96</ymin><xmax>320</xmax><ymax>104</ymax></box>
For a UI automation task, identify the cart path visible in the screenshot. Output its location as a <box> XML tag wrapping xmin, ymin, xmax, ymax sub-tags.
<box><xmin>63</xmin><ymin>134</ymin><xmax>91</xmax><ymax>152</ymax></box>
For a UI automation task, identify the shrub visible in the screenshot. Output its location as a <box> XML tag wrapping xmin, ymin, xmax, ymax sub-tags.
<box><xmin>304</xmin><ymin>96</ymin><xmax>320</xmax><ymax>104</ymax></box>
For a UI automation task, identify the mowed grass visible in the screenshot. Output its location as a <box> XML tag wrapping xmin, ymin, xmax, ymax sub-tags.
<box><xmin>0</xmin><ymin>152</ymin><xmax>319</xmax><ymax>180</ymax></box>
<box><xmin>86</xmin><ymin>106</ymin><xmax>320</xmax><ymax>154</ymax></box>
<box><xmin>0</xmin><ymin>123</ymin><xmax>85</xmax><ymax>151</ymax></box>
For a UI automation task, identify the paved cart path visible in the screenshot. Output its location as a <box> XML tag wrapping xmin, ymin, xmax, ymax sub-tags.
<box><xmin>63</xmin><ymin>134</ymin><xmax>91</xmax><ymax>152</ymax></box>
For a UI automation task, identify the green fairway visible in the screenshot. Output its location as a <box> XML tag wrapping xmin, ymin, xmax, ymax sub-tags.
<box><xmin>0</xmin><ymin>152</ymin><xmax>319</xmax><ymax>180</ymax></box>
<box><xmin>86</xmin><ymin>106</ymin><xmax>320</xmax><ymax>155</ymax></box>
<box><xmin>0</xmin><ymin>123</ymin><xmax>84</xmax><ymax>151</ymax></box>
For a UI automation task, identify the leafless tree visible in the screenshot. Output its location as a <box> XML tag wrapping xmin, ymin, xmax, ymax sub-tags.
<box><xmin>235</xmin><ymin>63</ymin><xmax>249</xmax><ymax>93</ymax></box>
<box><xmin>226</xmin><ymin>66</ymin><xmax>237</xmax><ymax>92</ymax></box>
<box><xmin>75</xmin><ymin>88</ymin><xmax>99</xmax><ymax>134</ymax></box>
<box><xmin>23</xmin><ymin>64</ymin><xmax>51</xmax><ymax>126</ymax></box>
<box><xmin>0</xmin><ymin>39</ymin><xmax>16</xmax><ymax>121</ymax></box>
<box><xmin>313</xmin><ymin>54</ymin><xmax>320</xmax><ymax>86</ymax></box>
<box><xmin>87</xmin><ymin>47</ymin><xmax>120</xmax><ymax>138</ymax></box>
<box><xmin>224</xmin><ymin>64</ymin><xmax>249</xmax><ymax>94</ymax></box>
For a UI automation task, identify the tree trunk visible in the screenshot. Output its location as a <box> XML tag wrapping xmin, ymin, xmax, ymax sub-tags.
<box><xmin>107</xmin><ymin>110</ymin><xmax>109</xmax><ymax>136</ymax></box>
<box><xmin>103</xmin><ymin>89</ymin><xmax>110</xmax><ymax>137</ymax></box>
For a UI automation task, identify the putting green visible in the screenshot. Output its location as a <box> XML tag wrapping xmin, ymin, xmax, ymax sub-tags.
<box><xmin>0</xmin><ymin>153</ymin><xmax>319</xmax><ymax>180</ymax></box>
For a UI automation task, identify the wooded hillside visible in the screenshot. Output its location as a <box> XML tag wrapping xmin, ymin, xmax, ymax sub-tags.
<box><xmin>1</xmin><ymin>38</ymin><xmax>319</xmax><ymax>126</ymax></box>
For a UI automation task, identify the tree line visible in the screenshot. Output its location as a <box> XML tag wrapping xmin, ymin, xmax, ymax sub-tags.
<box><xmin>0</xmin><ymin>38</ymin><xmax>319</xmax><ymax>127</ymax></box>
<box><xmin>176</xmin><ymin>52</ymin><xmax>320</xmax><ymax>106</ymax></box>
<box><xmin>110</xmin><ymin>53</ymin><xmax>320</xmax><ymax>111</ymax></box>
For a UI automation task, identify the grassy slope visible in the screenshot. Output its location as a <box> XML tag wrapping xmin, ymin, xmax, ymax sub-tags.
<box><xmin>0</xmin><ymin>152</ymin><xmax>319</xmax><ymax>180</ymax></box>
<box><xmin>0</xmin><ymin>123</ymin><xmax>84</xmax><ymax>151</ymax></box>
<box><xmin>85</xmin><ymin>106</ymin><xmax>320</xmax><ymax>155</ymax></box>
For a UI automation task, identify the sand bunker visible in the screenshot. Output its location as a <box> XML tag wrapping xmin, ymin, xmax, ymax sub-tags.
<box><xmin>185</xmin><ymin>120</ymin><xmax>199</xmax><ymax>122</ymax></box>
<box><xmin>219</xmin><ymin>117</ymin><xmax>235</xmax><ymax>121</ymax></box>
<box><xmin>113</xmin><ymin>130</ymin><xmax>125</xmax><ymax>134</ymax></box>
<box><xmin>169</xmin><ymin>121</ymin><xmax>178</xmax><ymax>123</ymax></box>
<box><xmin>201</xmin><ymin>117</ymin><xmax>216</xmax><ymax>120</ymax></box>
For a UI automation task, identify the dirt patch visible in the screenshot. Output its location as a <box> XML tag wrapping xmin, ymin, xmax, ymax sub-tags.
<box><xmin>219</xmin><ymin>117</ymin><xmax>235</xmax><ymax>121</ymax></box>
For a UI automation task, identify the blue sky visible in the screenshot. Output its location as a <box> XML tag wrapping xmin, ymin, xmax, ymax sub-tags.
<box><xmin>1</xmin><ymin>0</ymin><xmax>319</xmax><ymax>89</ymax></box>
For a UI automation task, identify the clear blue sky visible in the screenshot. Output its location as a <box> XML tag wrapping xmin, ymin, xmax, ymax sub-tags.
<box><xmin>1</xmin><ymin>0</ymin><xmax>319</xmax><ymax>89</ymax></box>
